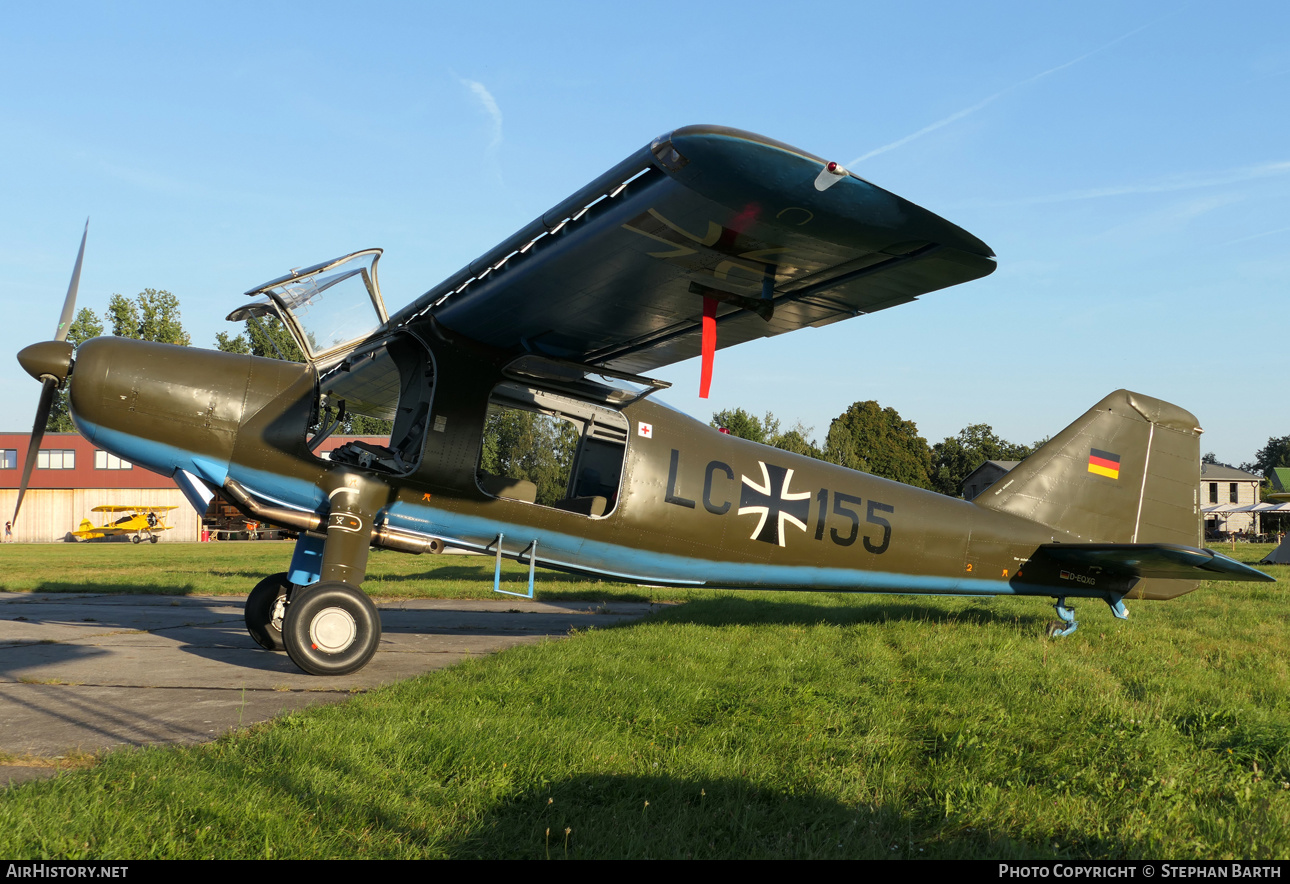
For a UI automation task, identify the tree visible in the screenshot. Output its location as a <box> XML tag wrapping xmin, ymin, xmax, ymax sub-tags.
<box><xmin>823</xmin><ymin>400</ymin><xmax>933</xmax><ymax>488</ymax></box>
<box><xmin>46</xmin><ymin>308</ymin><xmax>105</xmax><ymax>432</ymax></box>
<box><xmin>770</xmin><ymin>424</ymin><xmax>823</xmax><ymax>460</ymax></box>
<box><xmin>345</xmin><ymin>414</ymin><xmax>395</xmax><ymax>436</ymax></box>
<box><xmin>1244</xmin><ymin>436</ymin><xmax>1290</xmax><ymax>478</ymax></box>
<box><xmin>108</xmin><ymin>289</ymin><xmax>190</xmax><ymax>345</ymax></box>
<box><xmin>214</xmin><ymin>331</ymin><xmax>250</xmax><ymax>355</ymax></box>
<box><xmin>712</xmin><ymin>408</ymin><xmax>825</xmax><ymax>460</ymax></box>
<box><xmin>480</xmin><ymin>407</ymin><xmax>579</xmax><ymax>505</ymax></box>
<box><xmin>930</xmin><ymin>424</ymin><xmax>1036</xmax><ymax>497</ymax></box>
<box><xmin>710</xmin><ymin>408</ymin><xmax>771</xmax><ymax>444</ymax></box>
<box><xmin>215</xmin><ymin>316</ymin><xmax>304</xmax><ymax>363</ymax></box>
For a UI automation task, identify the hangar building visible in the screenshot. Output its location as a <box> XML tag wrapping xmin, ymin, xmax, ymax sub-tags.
<box><xmin>0</xmin><ymin>432</ymin><xmax>198</xmax><ymax>543</ymax></box>
<box><xmin>0</xmin><ymin>432</ymin><xmax>381</xmax><ymax>543</ymax></box>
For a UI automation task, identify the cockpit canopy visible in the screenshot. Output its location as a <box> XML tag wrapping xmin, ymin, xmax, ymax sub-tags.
<box><xmin>229</xmin><ymin>249</ymin><xmax>389</xmax><ymax>369</ymax></box>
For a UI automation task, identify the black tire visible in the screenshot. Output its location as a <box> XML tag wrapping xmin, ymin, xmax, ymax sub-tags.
<box><xmin>131</xmin><ymin>534</ymin><xmax>141</xmax><ymax>544</ymax></box>
<box><xmin>245</xmin><ymin>572</ymin><xmax>293</xmax><ymax>651</ymax></box>
<box><xmin>149</xmin><ymin>534</ymin><xmax>159</xmax><ymax>544</ymax></box>
<box><xmin>282</xmin><ymin>582</ymin><xmax>381</xmax><ymax>676</ymax></box>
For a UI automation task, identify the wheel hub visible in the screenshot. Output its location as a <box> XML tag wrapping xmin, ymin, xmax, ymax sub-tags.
<box><xmin>309</xmin><ymin>606</ymin><xmax>357</xmax><ymax>653</ymax></box>
<box><xmin>270</xmin><ymin>596</ymin><xmax>287</xmax><ymax>632</ymax></box>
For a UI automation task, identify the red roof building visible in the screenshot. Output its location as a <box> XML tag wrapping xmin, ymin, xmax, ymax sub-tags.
<box><xmin>0</xmin><ymin>432</ymin><xmax>385</xmax><ymax>543</ymax></box>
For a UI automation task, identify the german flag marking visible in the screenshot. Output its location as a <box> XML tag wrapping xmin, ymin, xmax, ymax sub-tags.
<box><xmin>1088</xmin><ymin>448</ymin><xmax>1121</xmax><ymax>479</ymax></box>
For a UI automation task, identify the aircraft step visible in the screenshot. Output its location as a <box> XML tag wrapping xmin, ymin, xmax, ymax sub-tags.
<box><xmin>490</xmin><ymin>533</ymin><xmax>538</xmax><ymax>599</ymax></box>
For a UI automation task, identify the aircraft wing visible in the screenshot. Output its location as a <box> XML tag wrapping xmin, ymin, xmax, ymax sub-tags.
<box><xmin>1034</xmin><ymin>543</ymin><xmax>1274</xmax><ymax>583</ymax></box>
<box><xmin>390</xmin><ymin>125</ymin><xmax>997</xmax><ymax>377</ymax></box>
<box><xmin>91</xmin><ymin>505</ymin><xmax>178</xmax><ymax>513</ymax></box>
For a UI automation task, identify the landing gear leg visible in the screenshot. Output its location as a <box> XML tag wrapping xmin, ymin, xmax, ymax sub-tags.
<box><xmin>1047</xmin><ymin>597</ymin><xmax>1078</xmax><ymax>638</ymax></box>
<box><xmin>280</xmin><ymin>477</ymin><xmax>386</xmax><ymax>676</ymax></box>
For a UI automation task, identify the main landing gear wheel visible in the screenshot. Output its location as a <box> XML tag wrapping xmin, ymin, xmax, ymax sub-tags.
<box><xmin>131</xmin><ymin>534</ymin><xmax>141</xmax><ymax>544</ymax></box>
<box><xmin>282</xmin><ymin>581</ymin><xmax>381</xmax><ymax>676</ymax></box>
<box><xmin>245</xmin><ymin>572</ymin><xmax>294</xmax><ymax>651</ymax></box>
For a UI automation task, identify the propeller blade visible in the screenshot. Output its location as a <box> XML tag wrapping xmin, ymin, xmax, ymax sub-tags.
<box><xmin>54</xmin><ymin>219</ymin><xmax>88</xmax><ymax>342</ymax></box>
<box><xmin>13</xmin><ymin>377</ymin><xmax>57</xmax><ymax>524</ymax></box>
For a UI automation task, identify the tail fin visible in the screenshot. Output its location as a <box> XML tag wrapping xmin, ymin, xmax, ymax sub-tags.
<box><xmin>974</xmin><ymin>390</ymin><xmax>1202</xmax><ymax>546</ymax></box>
<box><xmin>78</xmin><ymin>518</ymin><xmax>92</xmax><ymax>532</ymax></box>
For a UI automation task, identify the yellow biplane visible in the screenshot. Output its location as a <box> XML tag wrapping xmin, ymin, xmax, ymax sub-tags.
<box><xmin>71</xmin><ymin>505</ymin><xmax>177</xmax><ymax>544</ymax></box>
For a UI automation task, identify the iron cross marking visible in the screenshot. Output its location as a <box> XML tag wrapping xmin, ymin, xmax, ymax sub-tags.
<box><xmin>738</xmin><ymin>462</ymin><xmax>811</xmax><ymax>546</ymax></box>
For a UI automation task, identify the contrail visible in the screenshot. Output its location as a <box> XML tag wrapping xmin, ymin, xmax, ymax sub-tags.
<box><xmin>847</xmin><ymin>20</ymin><xmax>1158</xmax><ymax>166</ymax></box>
<box><xmin>972</xmin><ymin>159</ymin><xmax>1290</xmax><ymax>207</ymax></box>
<box><xmin>461</xmin><ymin>78</ymin><xmax>503</xmax><ymax>152</ymax></box>
<box><xmin>1214</xmin><ymin>225</ymin><xmax>1290</xmax><ymax>249</ymax></box>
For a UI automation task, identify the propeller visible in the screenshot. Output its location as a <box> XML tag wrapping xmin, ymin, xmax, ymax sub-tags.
<box><xmin>13</xmin><ymin>221</ymin><xmax>88</xmax><ymax>525</ymax></box>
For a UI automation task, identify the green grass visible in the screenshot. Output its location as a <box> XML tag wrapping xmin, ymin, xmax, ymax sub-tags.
<box><xmin>0</xmin><ymin>542</ymin><xmax>696</xmax><ymax>602</ymax></box>
<box><xmin>0</xmin><ymin>543</ymin><xmax>1287</xmax><ymax>858</ymax></box>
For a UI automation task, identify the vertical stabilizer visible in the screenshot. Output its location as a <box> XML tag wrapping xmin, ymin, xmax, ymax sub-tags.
<box><xmin>974</xmin><ymin>390</ymin><xmax>1202</xmax><ymax>547</ymax></box>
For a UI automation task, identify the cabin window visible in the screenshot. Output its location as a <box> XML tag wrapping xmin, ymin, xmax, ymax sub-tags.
<box><xmin>94</xmin><ymin>451</ymin><xmax>133</xmax><ymax>470</ymax></box>
<box><xmin>37</xmin><ymin>449</ymin><xmax>75</xmax><ymax>470</ymax></box>
<box><xmin>0</xmin><ymin>450</ymin><xmax>15</xmax><ymax>470</ymax></box>
<box><xmin>478</xmin><ymin>384</ymin><xmax>628</xmax><ymax>518</ymax></box>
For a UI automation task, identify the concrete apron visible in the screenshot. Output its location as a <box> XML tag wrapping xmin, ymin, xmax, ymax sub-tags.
<box><xmin>0</xmin><ymin>592</ymin><xmax>660</xmax><ymax>787</ymax></box>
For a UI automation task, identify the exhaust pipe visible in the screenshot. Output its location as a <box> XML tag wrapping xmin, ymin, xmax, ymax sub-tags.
<box><xmin>372</xmin><ymin>525</ymin><xmax>446</xmax><ymax>555</ymax></box>
<box><xmin>222</xmin><ymin>478</ymin><xmax>444</xmax><ymax>554</ymax></box>
<box><xmin>221</xmin><ymin>478</ymin><xmax>323</xmax><ymax>534</ymax></box>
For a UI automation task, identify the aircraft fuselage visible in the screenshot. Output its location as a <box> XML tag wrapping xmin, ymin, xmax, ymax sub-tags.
<box><xmin>65</xmin><ymin>334</ymin><xmax>1134</xmax><ymax>607</ymax></box>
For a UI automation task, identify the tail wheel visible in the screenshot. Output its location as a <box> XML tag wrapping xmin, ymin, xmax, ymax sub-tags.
<box><xmin>245</xmin><ymin>572</ymin><xmax>294</xmax><ymax>651</ymax></box>
<box><xmin>282</xmin><ymin>582</ymin><xmax>381</xmax><ymax>676</ymax></box>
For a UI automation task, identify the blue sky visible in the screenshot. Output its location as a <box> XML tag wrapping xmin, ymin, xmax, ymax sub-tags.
<box><xmin>3</xmin><ymin>1</ymin><xmax>1287</xmax><ymax>465</ymax></box>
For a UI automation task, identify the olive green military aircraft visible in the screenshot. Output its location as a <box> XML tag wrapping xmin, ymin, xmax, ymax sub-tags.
<box><xmin>15</xmin><ymin>126</ymin><xmax>1271</xmax><ymax>676</ymax></box>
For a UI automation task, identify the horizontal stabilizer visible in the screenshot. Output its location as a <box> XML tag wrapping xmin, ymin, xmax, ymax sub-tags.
<box><xmin>1036</xmin><ymin>543</ymin><xmax>1273</xmax><ymax>583</ymax></box>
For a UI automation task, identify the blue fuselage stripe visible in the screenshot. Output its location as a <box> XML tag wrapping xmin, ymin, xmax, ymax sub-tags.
<box><xmin>77</xmin><ymin>420</ymin><xmax>1069</xmax><ymax>600</ymax></box>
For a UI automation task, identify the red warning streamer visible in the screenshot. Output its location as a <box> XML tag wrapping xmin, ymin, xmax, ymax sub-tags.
<box><xmin>700</xmin><ymin>297</ymin><xmax>717</xmax><ymax>398</ymax></box>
